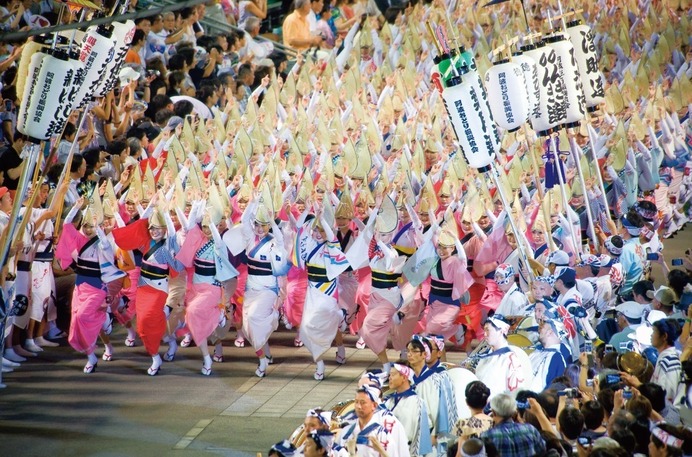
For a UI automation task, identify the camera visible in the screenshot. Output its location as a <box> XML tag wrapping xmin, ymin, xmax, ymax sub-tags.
<box><xmin>559</xmin><ymin>388</ymin><xmax>579</xmax><ymax>399</ymax></box>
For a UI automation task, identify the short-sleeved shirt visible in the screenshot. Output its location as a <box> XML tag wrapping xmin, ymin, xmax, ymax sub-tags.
<box><xmin>282</xmin><ymin>11</ymin><xmax>311</xmax><ymax>51</ymax></box>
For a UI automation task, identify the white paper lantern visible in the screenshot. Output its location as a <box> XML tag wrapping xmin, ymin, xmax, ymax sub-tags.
<box><xmin>545</xmin><ymin>33</ymin><xmax>586</xmax><ymax>128</ymax></box>
<box><xmin>442</xmin><ymin>75</ymin><xmax>498</xmax><ymax>172</ymax></box>
<box><xmin>18</xmin><ymin>51</ymin><xmax>75</xmax><ymax>140</ymax></box>
<box><xmin>97</xmin><ymin>20</ymin><xmax>136</xmax><ymax>97</ymax></box>
<box><xmin>466</xmin><ymin>70</ymin><xmax>502</xmax><ymax>147</ymax></box>
<box><xmin>16</xmin><ymin>51</ymin><xmax>47</xmax><ymax>135</ymax></box>
<box><xmin>565</xmin><ymin>20</ymin><xmax>605</xmax><ymax>111</ymax></box>
<box><xmin>51</xmin><ymin>51</ymin><xmax>85</xmax><ymax>135</ymax></box>
<box><xmin>484</xmin><ymin>60</ymin><xmax>530</xmax><ymax>132</ymax></box>
<box><xmin>512</xmin><ymin>52</ymin><xmax>540</xmax><ymax>121</ymax></box>
<box><xmin>522</xmin><ymin>42</ymin><xmax>566</xmax><ymax>136</ymax></box>
<box><xmin>73</xmin><ymin>25</ymin><xmax>116</xmax><ymax>109</ymax></box>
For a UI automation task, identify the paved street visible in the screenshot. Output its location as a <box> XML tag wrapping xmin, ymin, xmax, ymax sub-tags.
<box><xmin>0</xmin><ymin>230</ymin><xmax>689</xmax><ymax>456</ymax></box>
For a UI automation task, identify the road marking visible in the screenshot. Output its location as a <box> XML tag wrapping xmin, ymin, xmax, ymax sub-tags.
<box><xmin>173</xmin><ymin>419</ymin><xmax>213</xmax><ymax>449</ymax></box>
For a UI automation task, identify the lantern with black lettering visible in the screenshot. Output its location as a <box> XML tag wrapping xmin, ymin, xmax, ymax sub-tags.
<box><xmin>97</xmin><ymin>20</ymin><xmax>136</xmax><ymax>96</ymax></box>
<box><xmin>565</xmin><ymin>20</ymin><xmax>605</xmax><ymax>112</ymax></box>
<box><xmin>512</xmin><ymin>51</ymin><xmax>540</xmax><ymax>122</ymax></box>
<box><xmin>73</xmin><ymin>24</ymin><xmax>117</xmax><ymax>110</ymax></box>
<box><xmin>522</xmin><ymin>41</ymin><xmax>566</xmax><ymax>136</ymax></box>
<box><xmin>18</xmin><ymin>49</ymin><xmax>75</xmax><ymax>141</ymax></box>
<box><xmin>441</xmin><ymin>75</ymin><xmax>499</xmax><ymax>172</ymax></box>
<box><xmin>545</xmin><ymin>33</ymin><xmax>586</xmax><ymax>128</ymax></box>
<box><xmin>484</xmin><ymin>59</ymin><xmax>530</xmax><ymax>132</ymax></box>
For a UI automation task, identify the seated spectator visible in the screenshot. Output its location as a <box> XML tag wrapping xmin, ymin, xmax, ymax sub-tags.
<box><xmin>242</xmin><ymin>17</ymin><xmax>274</xmax><ymax>65</ymax></box>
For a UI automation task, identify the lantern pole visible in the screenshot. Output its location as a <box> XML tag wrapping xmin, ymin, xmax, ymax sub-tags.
<box><xmin>549</xmin><ymin>133</ymin><xmax>583</xmax><ymax>261</ymax></box>
<box><xmin>567</xmin><ymin>128</ymin><xmax>599</xmax><ymax>252</ymax></box>
<box><xmin>584</xmin><ymin>113</ymin><xmax>612</xmax><ymax>225</ymax></box>
<box><xmin>487</xmin><ymin>162</ymin><xmax>535</xmax><ymax>284</ymax></box>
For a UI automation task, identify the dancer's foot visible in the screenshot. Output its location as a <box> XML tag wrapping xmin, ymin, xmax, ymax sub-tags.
<box><xmin>335</xmin><ymin>346</ymin><xmax>346</xmax><ymax>365</ymax></box>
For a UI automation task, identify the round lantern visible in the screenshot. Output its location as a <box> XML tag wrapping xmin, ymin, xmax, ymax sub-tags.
<box><xmin>565</xmin><ymin>20</ymin><xmax>605</xmax><ymax>111</ymax></box>
<box><xmin>484</xmin><ymin>59</ymin><xmax>530</xmax><ymax>132</ymax></box>
<box><xmin>442</xmin><ymin>75</ymin><xmax>499</xmax><ymax>173</ymax></box>
<box><xmin>73</xmin><ymin>24</ymin><xmax>116</xmax><ymax>109</ymax></box>
<box><xmin>97</xmin><ymin>20</ymin><xmax>136</xmax><ymax>97</ymax></box>
<box><xmin>51</xmin><ymin>49</ymin><xmax>85</xmax><ymax>136</ymax></box>
<box><xmin>18</xmin><ymin>49</ymin><xmax>75</xmax><ymax>141</ymax></box>
<box><xmin>522</xmin><ymin>42</ymin><xmax>566</xmax><ymax>136</ymax></box>
<box><xmin>512</xmin><ymin>51</ymin><xmax>540</xmax><ymax>120</ymax></box>
<box><xmin>545</xmin><ymin>33</ymin><xmax>586</xmax><ymax>128</ymax></box>
<box><xmin>466</xmin><ymin>69</ymin><xmax>502</xmax><ymax>147</ymax></box>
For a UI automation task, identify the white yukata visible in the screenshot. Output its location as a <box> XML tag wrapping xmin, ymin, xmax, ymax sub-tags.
<box><xmin>652</xmin><ymin>347</ymin><xmax>682</xmax><ymax>403</ymax></box>
<box><xmin>295</xmin><ymin>221</ymin><xmax>350</xmax><ymax>361</ymax></box>
<box><xmin>474</xmin><ymin>344</ymin><xmax>532</xmax><ymax>397</ymax></box>
<box><xmin>30</xmin><ymin>209</ymin><xmax>57</xmax><ymax>325</ymax></box>
<box><xmin>384</xmin><ymin>389</ymin><xmax>434</xmax><ymax>457</ymax></box>
<box><xmin>527</xmin><ymin>343</ymin><xmax>569</xmax><ymax>392</ymax></box>
<box><xmin>495</xmin><ymin>283</ymin><xmax>530</xmax><ymax>317</ymax></box>
<box><xmin>413</xmin><ymin>364</ymin><xmax>458</xmax><ymax>438</ymax></box>
<box><xmin>241</xmin><ymin>217</ymin><xmax>289</xmax><ymax>351</ymax></box>
<box><xmin>336</xmin><ymin>414</ymin><xmax>411</xmax><ymax>457</ymax></box>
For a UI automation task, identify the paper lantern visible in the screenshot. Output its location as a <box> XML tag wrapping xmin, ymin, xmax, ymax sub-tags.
<box><xmin>73</xmin><ymin>24</ymin><xmax>116</xmax><ymax>109</ymax></box>
<box><xmin>484</xmin><ymin>60</ymin><xmax>530</xmax><ymax>132</ymax></box>
<box><xmin>51</xmin><ymin>50</ymin><xmax>85</xmax><ymax>135</ymax></box>
<box><xmin>512</xmin><ymin>52</ymin><xmax>540</xmax><ymax>120</ymax></box>
<box><xmin>522</xmin><ymin>42</ymin><xmax>566</xmax><ymax>136</ymax></box>
<box><xmin>566</xmin><ymin>20</ymin><xmax>605</xmax><ymax>111</ymax></box>
<box><xmin>97</xmin><ymin>20</ymin><xmax>136</xmax><ymax>97</ymax></box>
<box><xmin>16</xmin><ymin>51</ymin><xmax>47</xmax><ymax>136</ymax></box>
<box><xmin>16</xmin><ymin>40</ymin><xmax>47</xmax><ymax>103</ymax></box>
<box><xmin>18</xmin><ymin>50</ymin><xmax>75</xmax><ymax>140</ymax></box>
<box><xmin>545</xmin><ymin>33</ymin><xmax>586</xmax><ymax>128</ymax></box>
<box><xmin>442</xmin><ymin>75</ymin><xmax>499</xmax><ymax>173</ymax></box>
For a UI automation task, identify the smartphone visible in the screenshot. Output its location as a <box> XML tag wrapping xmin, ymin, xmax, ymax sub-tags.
<box><xmin>605</xmin><ymin>344</ymin><xmax>614</xmax><ymax>353</ymax></box>
<box><xmin>672</xmin><ymin>258</ymin><xmax>683</xmax><ymax>266</ymax></box>
<box><xmin>4</xmin><ymin>99</ymin><xmax>11</xmax><ymax>111</ymax></box>
<box><xmin>606</xmin><ymin>373</ymin><xmax>621</xmax><ymax>385</ymax></box>
<box><xmin>578</xmin><ymin>436</ymin><xmax>592</xmax><ymax>447</ymax></box>
<box><xmin>586</xmin><ymin>379</ymin><xmax>594</xmax><ymax>387</ymax></box>
<box><xmin>623</xmin><ymin>386</ymin><xmax>633</xmax><ymax>400</ymax></box>
<box><xmin>516</xmin><ymin>401</ymin><xmax>530</xmax><ymax>410</ymax></box>
<box><xmin>584</xmin><ymin>340</ymin><xmax>594</xmax><ymax>367</ymax></box>
<box><xmin>646</xmin><ymin>252</ymin><xmax>659</xmax><ymax>261</ymax></box>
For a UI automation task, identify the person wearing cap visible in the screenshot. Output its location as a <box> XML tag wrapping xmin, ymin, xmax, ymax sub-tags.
<box><xmin>237</xmin><ymin>200</ymin><xmax>289</xmax><ymax>378</ymax></box>
<box><xmin>295</xmin><ymin>208</ymin><xmax>350</xmax><ymax>381</ymax></box>
<box><xmin>494</xmin><ymin>263</ymin><xmax>530</xmax><ymax>318</ymax></box>
<box><xmin>384</xmin><ymin>363</ymin><xmax>433</xmax><ymax>457</ymax></box>
<box><xmin>56</xmin><ymin>198</ymin><xmax>126</xmax><ymax>374</ymax></box>
<box><xmin>480</xmin><ymin>393</ymin><xmax>546</xmax><ymax>457</ymax></box>
<box><xmin>527</xmin><ymin>318</ymin><xmax>570</xmax><ymax>392</ymax></box>
<box><xmin>649</xmin><ymin>285</ymin><xmax>678</xmax><ymax>316</ymax></box>
<box><xmin>618</xmin><ymin>211</ymin><xmax>646</xmax><ymax>300</ymax></box>
<box><xmin>337</xmin><ymin>386</ymin><xmax>410</xmax><ymax>457</ymax></box>
<box><xmin>608</xmin><ymin>301</ymin><xmax>643</xmax><ymax>352</ymax></box>
<box><xmin>175</xmin><ymin>201</ymin><xmax>239</xmax><ymax>376</ymax></box>
<box><xmin>473</xmin><ymin>316</ymin><xmax>531</xmax><ymax>397</ymax></box>
<box><xmin>111</xmin><ymin>202</ymin><xmax>185</xmax><ymax>376</ymax></box>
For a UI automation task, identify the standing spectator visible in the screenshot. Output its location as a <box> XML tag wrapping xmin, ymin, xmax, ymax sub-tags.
<box><xmin>125</xmin><ymin>29</ymin><xmax>147</xmax><ymax>66</ymax></box>
<box><xmin>282</xmin><ymin>0</ymin><xmax>323</xmax><ymax>51</ymax></box>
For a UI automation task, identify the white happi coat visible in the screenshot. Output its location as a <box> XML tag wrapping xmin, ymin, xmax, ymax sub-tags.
<box><xmin>474</xmin><ymin>344</ymin><xmax>532</xmax><ymax>397</ymax></box>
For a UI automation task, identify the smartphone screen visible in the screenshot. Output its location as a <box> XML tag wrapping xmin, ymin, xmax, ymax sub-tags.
<box><xmin>671</xmin><ymin>258</ymin><xmax>683</xmax><ymax>266</ymax></box>
<box><xmin>606</xmin><ymin>374</ymin><xmax>621</xmax><ymax>384</ymax></box>
<box><xmin>646</xmin><ymin>252</ymin><xmax>659</xmax><ymax>261</ymax></box>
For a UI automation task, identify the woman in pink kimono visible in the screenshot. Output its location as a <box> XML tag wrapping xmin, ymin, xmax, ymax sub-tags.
<box><xmin>360</xmin><ymin>219</ymin><xmax>406</xmax><ymax>374</ymax></box>
<box><xmin>295</xmin><ymin>213</ymin><xmax>350</xmax><ymax>380</ymax></box>
<box><xmin>176</xmin><ymin>206</ymin><xmax>238</xmax><ymax>376</ymax></box>
<box><xmin>56</xmin><ymin>203</ymin><xmax>126</xmax><ymax>374</ymax></box>
<box><xmin>425</xmin><ymin>227</ymin><xmax>473</xmax><ymax>345</ymax></box>
<box><xmin>279</xmin><ymin>197</ymin><xmax>308</xmax><ymax>346</ymax></box>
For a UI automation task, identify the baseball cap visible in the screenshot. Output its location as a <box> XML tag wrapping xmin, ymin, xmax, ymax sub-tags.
<box><xmin>554</xmin><ymin>266</ymin><xmax>576</xmax><ymax>284</ymax></box>
<box><xmin>547</xmin><ymin>250</ymin><xmax>570</xmax><ymax>266</ymax></box>
<box><xmin>615</xmin><ymin>301</ymin><xmax>643</xmax><ymax>320</ymax></box>
<box><xmin>646</xmin><ymin>286</ymin><xmax>676</xmax><ymax>307</ymax></box>
<box><xmin>163</xmin><ymin>116</ymin><xmax>184</xmax><ymax>132</ymax></box>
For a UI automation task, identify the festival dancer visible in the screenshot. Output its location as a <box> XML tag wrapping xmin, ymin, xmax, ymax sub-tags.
<box><xmin>112</xmin><ymin>206</ymin><xmax>184</xmax><ymax>375</ymax></box>
<box><xmin>295</xmin><ymin>209</ymin><xmax>350</xmax><ymax>380</ymax></box>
